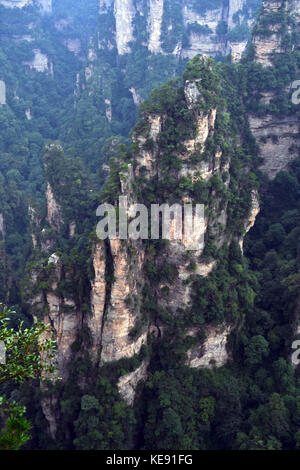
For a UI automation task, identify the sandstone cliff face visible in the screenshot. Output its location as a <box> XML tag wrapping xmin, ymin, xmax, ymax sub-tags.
<box><xmin>46</xmin><ymin>183</ymin><xmax>63</xmax><ymax>229</ymax></box>
<box><xmin>114</xmin><ymin>0</ymin><xmax>136</xmax><ymax>55</ymax></box>
<box><xmin>118</xmin><ymin>360</ymin><xmax>149</xmax><ymax>405</ymax></box>
<box><xmin>0</xmin><ymin>213</ymin><xmax>5</xmax><ymax>239</ymax></box>
<box><xmin>23</xmin><ymin>49</ymin><xmax>52</xmax><ymax>74</ymax></box>
<box><xmin>181</xmin><ymin>3</ymin><xmax>226</xmax><ymax>59</ymax></box>
<box><xmin>28</xmin><ymin>184</ymin><xmax>82</xmax><ymax>382</ymax></box>
<box><xmin>181</xmin><ymin>0</ymin><xmax>257</xmax><ymax>60</ymax></box>
<box><xmin>148</xmin><ymin>0</ymin><xmax>164</xmax><ymax>54</ymax></box>
<box><xmin>240</xmin><ymin>191</ymin><xmax>260</xmax><ymax>251</ymax></box>
<box><xmin>249</xmin><ymin>0</ymin><xmax>300</xmax><ymax>178</ymax></box>
<box><xmin>30</xmin><ymin>58</ymin><xmax>263</xmax><ymax>413</ymax></box>
<box><xmin>102</xmin><ymin>0</ymin><xmax>259</xmax><ymax>59</ymax></box>
<box><xmin>252</xmin><ymin>1</ymin><xmax>285</xmax><ymax>66</ymax></box>
<box><xmin>44</xmin><ymin>254</ymin><xmax>81</xmax><ymax>379</ymax></box>
<box><xmin>89</xmin><ymin>243</ymin><xmax>106</xmax><ymax>364</ymax></box>
<box><xmin>185</xmin><ymin>325</ymin><xmax>232</xmax><ymax>369</ymax></box>
<box><xmin>96</xmin><ymin>238</ymin><xmax>147</xmax><ymax>364</ymax></box>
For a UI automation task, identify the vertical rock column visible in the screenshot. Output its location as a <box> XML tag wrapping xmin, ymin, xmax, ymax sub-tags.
<box><xmin>148</xmin><ymin>0</ymin><xmax>164</xmax><ymax>54</ymax></box>
<box><xmin>114</xmin><ymin>0</ymin><xmax>136</xmax><ymax>54</ymax></box>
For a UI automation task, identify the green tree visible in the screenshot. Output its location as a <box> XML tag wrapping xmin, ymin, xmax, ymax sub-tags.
<box><xmin>0</xmin><ymin>303</ymin><xmax>57</xmax><ymax>450</ymax></box>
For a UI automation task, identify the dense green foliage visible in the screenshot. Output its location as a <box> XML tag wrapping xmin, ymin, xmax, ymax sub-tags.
<box><xmin>0</xmin><ymin>0</ymin><xmax>300</xmax><ymax>452</ymax></box>
<box><xmin>0</xmin><ymin>303</ymin><xmax>56</xmax><ymax>450</ymax></box>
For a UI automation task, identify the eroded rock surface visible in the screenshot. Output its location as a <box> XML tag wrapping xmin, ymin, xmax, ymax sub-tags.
<box><xmin>186</xmin><ymin>326</ymin><xmax>232</xmax><ymax>369</ymax></box>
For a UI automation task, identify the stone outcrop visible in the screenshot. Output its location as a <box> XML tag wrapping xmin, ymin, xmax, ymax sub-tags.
<box><xmin>46</xmin><ymin>183</ymin><xmax>63</xmax><ymax>229</ymax></box>
<box><xmin>229</xmin><ymin>39</ymin><xmax>248</xmax><ymax>62</ymax></box>
<box><xmin>185</xmin><ymin>325</ymin><xmax>232</xmax><ymax>369</ymax></box>
<box><xmin>118</xmin><ymin>360</ymin><xmax>149</xmax><ymax>405</ymax></box>
<box><xmin>114</xmin><ymin>0</ymin><xmax>136</xmax><ymax>55</ymax></box>
<box><xmin>105</xmin><ymin>99</ymin><xmax>112</xmax><ymax>121</ymax></box>
<box><xmin>180</xmin><ymin>0</ymin><xmax>257</xmax><ymax>60</ymax></box>
<box><xmin>89</xmin><ymin>243</ymin><xmax>106</xmax><ymax>364</ymax></box>
<box><xmin>32</xmin><ymin>60</ymin><xmax>254</xmax><ymax>424</ymax></box>
<box><xmin>99</xmin><ymin>238</ymin><xmax>147</xmax><ymax>363</ymax></box>
<box><xmin>253</xmin><ymin>0</ymin><xmax>300</xmax><ymax>66</ymax></box>
<box><xmin>228</xmin><ymin>0</ymin><xmax>247</xmax><ymax>28</ymax></box>
<box><xmin>44</xmin><ymin>254</ymin><xmax>80</xmax><ymax>379</ymax></box>
<box><xmin>135</xmin><ymin>115</ymin><xmax>162</xmax><ymax>178</ymax></box>
<box><xmin>23</xmin><ymin>49</ymin><xmax>52</xmax><ymax>74</ymax></box>
<box><xmin>86</xmin><ymin>61</ymin><xmax>252</xmax><ymax>387</ymax></box>
<box><xmin>148</xmin><ymin>0</ymin><xmax>164</xmax><ymax>54</ymax></box>
<box><xmin>181</xmin><ymin>4</ymin><xmax>226</xmax><ymax>59</ymax></box>
<box><xmin>253</xmin><ymin>31</ymin><xmax>283</xmax><ymax>67</ymax></box>
<box><xmin>129</xmin><ymin>87</ymin><xmax>142</xmax><ymax>106</ymax></box>
<box><xmin>64</xmin><ymin>38</ymin><xmax>81</xmax><ymax>56</ymax></box>
<box><xmin>245</xmin><ymin>192</ymin><xmax>260</xmax><ymax>235</ymax></box>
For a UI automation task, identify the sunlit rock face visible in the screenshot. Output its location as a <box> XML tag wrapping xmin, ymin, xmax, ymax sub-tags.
<box><xmin>148</xmin><ymin>0</ymin><xmax>164</xmax><ymax>54</ymax></box>
<box><xmin>100</xmin><ymin>239</ymin><xmax>148</xmax><ymax>363</ymax></box>
<box><xmin>179</xmin><ymin>0</ymin><xmax>257</xmax><ymax>60</ymax></box>
<box><xmin>118</xmin><ymin>361</ymin><xmax>149</xmax><ymax>405</ymax></box>
<box><xmin>253</xmin><ymin>0</ymin><xmax>300</xmax><ymax>66</ymax></box>
<box><xmin>180</xmin><ymin>0</ymin><xmax>258</xmax><ymax>60</ymax></box>
<box><xmin>101</xmin><ymin>0</ymin><xmax>260</xmax><ymax>59</ymax></box>
<box><xmin>64</xmin><ymin>38</ymin><xmax>81</xmax><ymax>55</ymax></box>
<box><xmin>46</xmin><ymin>183</ymin><xmax>63</xmax><ymax>230</ymax></box>
<box><xmin>114</xmin><ymin>0</ymin><xmax>136</xmax><ymax>55</ymax></box>
<box><xmin>181</xmin><ymin>4</ymin><xmax>225</xmax><ymax>59</ymax></box>
<box><xmin>185</xmin><ymin>326</ymin><xmax>232</xmax><ymax>369</ymax></box>
<box><xmin>252</xmin><ymin>1</ymin><xmax>283</xmax><ymax>67</ymax></box>
<box><xmin>23</xmin><ymin>49</ymin><xmax>52</xmax><ymax>74</ymax></box>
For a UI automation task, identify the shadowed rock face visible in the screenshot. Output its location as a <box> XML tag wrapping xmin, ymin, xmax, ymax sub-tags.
<box><xmin>248</xmin><ymin>0</ymin><xmax>300</xmax><ymax>179</ymax></box>
<box><xmin>249</xmin><ymin>115</ymin><xmax>300</xmax><ymax>179</ymax></box>
<box><xmin>252</xmin><ymin>1</ymin><xmax>293</xmax><ymax>67</ymax></box>
<box><xmin>118</xmin><ymin>360</ymin><xmax>149</xmax><ymax>405</ymax></box>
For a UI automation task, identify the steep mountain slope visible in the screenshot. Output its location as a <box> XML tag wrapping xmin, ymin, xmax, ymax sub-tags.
<box><xmin>23</xmin><ymin>54</ymin><xmax>262</xmax><ymax>448</ymax></box>
<box><xmin>0</xmin><ymin>0</ymin><xmax>262</xmax><ymax>332</ymax></box>
<box><xmin>0</xmin><ymin>0</ymin><xmax>104</xmax><ymax>306</ymax></box>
